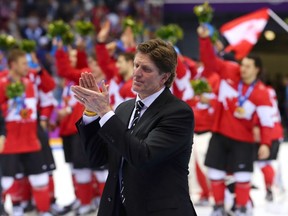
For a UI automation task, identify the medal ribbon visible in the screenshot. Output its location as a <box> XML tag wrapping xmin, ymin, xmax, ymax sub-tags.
<box><xmin>238</xmin><ymin>80</ymin><xmax>257</xmax><ymax>107</ymax></box>
<box><xmin>14</xmin><ymin>95</ymin><xmax>26</xmax><ymax>115</ymax></box>
<box><xmin>7</xmin><ymin>76</ymin><xmax>26</xmax><ymax>114</ymax></box>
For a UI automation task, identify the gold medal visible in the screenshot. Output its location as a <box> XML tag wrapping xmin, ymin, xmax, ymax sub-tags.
<box><xmin>236</xmin><ymin>80</ymin><xmax>257</xmax><ymax>118</ymax></box>
<box><xmin>236</xmin><ymin>106</ymin><xmax>245</xmax><ymax>116</ymax></box>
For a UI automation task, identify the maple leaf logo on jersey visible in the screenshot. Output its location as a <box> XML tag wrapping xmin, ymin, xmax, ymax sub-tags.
<box><xmin>20</xmin><ymin>108</ymin><xmax>33</xmax><ymax>120</ymax></box>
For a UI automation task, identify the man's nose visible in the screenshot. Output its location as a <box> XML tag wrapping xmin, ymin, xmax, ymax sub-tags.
<box><xmin>133</xmin><ymin>68</ymin><xmax>142</xmax><ymax>77</ymax></box>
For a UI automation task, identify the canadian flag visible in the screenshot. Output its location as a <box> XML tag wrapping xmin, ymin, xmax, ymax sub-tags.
<box><xmin>220</xmin><ymin>8</ymin><xmax>269</xmax><ymax>60</ymax></box>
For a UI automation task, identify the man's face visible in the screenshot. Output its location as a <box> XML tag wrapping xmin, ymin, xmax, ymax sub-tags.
<box><xmin>132</xmin><ymin>52</ymin><xmax>169</xmax><ymax>99</ymax></box>
<box><xmin>12</xmin><ymin>56</ymin><xmax>29</xmax><ymax>77</ymax></box>
<box><xmin>88</xmin><ymin>57</ymin><xmax>102</xmax><ymax>78</ymax></box>
<box><xmin>116</xmin><ymin>55</ymin><xmax>131</xmax><ymax>76</ymax></box>
<box><xmin>240</xmin><ymin>57</ymin><xmax>259</xmax><ymax>82</ymax></box>
<box><xmin>69</xmin><ymin>49</ymin><xmax>77</xmax><ymax>68</ymax></box>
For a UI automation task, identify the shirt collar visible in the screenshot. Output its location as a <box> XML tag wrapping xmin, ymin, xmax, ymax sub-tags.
<box><xmin>136</xmin><ymin>87</ymin><xmax>165</xmax><ymax>108</ymax></box>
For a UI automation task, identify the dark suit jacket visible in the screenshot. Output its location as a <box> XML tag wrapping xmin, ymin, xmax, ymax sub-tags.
<box><xmin>76</xmin><ymin>88</ymin><xmax>197</xmax><ymax>216</ymax></box>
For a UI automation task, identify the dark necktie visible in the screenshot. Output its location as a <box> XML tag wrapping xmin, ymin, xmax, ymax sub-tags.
<box><xmin>130</xmin><ymin>100</ymin><xmax>144</xmax><ymax>131</ymax></box>
<box><xmin>120</xmin><ymin>100</ymin><xmax>144</xmax><ymax>204</ymax></box>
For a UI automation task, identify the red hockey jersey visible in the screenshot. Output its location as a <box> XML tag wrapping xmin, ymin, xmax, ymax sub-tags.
<box><xmin>190</xmin><ymin>71</ymin><xmax>220</xmax><ymax>133</ymax></box>
<box><xmin>0</xmin><ymin>76</ymin><xmax>41</xmax><ymax>153</ymax></box>
<box><xmin>199</xmin><ymin>38</ymin><xmax>274</xmax><ymax>145</ymax></box>
<box><xmin>58</xmin><ymin>80</ymin><xmax>84</xmax><ymax>136</ymax></box>
<box><xmin>267</xmin><ymin>86</ymin><xmax>284</xmax><ymax>140</ymax></box>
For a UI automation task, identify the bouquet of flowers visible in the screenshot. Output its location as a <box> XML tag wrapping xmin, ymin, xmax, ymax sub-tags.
<box><xmin>191</xmin><ymin>79</ymin><xmax>212</xmax><ymax>95</ymax></box>
<box><xmin>155</xmin><ymin>24</ymin><xmax>183</xmax><ymax>45</ymax></box>
<box><xmin>62</xmin><ymin>30</ymin><xmax>75</xmax><ymax>45</ymax></box>
<box><xmin>194</xmin><ymin>2</ymin><xmax>219</xmax><ymax>43</ymax></box>
<box><xmin>19</xmin><ymin>39</ymin><xmax>36</xmax><ymax>53</ymax></box>
<box><xmin>75</xmin><ymin>20</ymin><xmax>95</xmax><ymax>36</ymax></box>
<box><xmin>193</xmin><ymin>1</ymin><xmax>214</xmax><ymax>23</ymax></box>
<box><xmin>210</xmin><ymin>28</ymin><xmax>219</xmax><ymax>44</ymax></box>
<box><xmin>48</xmin><ymin>20</ymin><xmax>71</xmax><ymax>38</ymax></box>
<box><xmin>6</xmin><ymin>82</ymin><xmax>25</xmax><ymax>99</ymax></box>
<box><xmin>0</xmin><ymin>34</ymin><xmax>17</xmax><ymax>51</ymax></box>
<box><xmin>122</xmin><ymin>17</ymin><xmax>143</xmax><ymax>36</ymax></box>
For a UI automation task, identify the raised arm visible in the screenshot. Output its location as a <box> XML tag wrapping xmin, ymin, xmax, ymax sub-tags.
<box><xmin>55</xmin><ymin>49</ymin><xmax>90</xmax><ymax>83</ymax></box>
<box><xmin>197</xmin><ymin>25</ymin><xmax>240</xmax><ymax>80</ymax></box>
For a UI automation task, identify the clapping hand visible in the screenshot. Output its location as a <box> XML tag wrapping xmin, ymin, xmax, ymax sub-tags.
<box><xmin>71</xmin><ymin>72</ymin><xmax>112</xmax><ymax>117</ymax></box>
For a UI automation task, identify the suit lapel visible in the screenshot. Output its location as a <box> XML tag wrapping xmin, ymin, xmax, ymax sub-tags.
<box><xmin>117</xmin><ymin>99</ymin><xmax>136</xmax><ymax>127</ymax></box>
<box><xmin>113</xmin><ymin>89</ymin><xmax>172</xmax><ymax>166</ymax></box>
<box><xmin>112</xmin><ymin>99</ymin><xmax>136</xmax><ymax>166</ymax></box>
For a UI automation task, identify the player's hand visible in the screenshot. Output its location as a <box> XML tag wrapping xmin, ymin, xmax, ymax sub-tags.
<box><xmin>40</xmin><ymin>120</ymin><xmax>48</xmax><ymax>131</ymax></box>
<box><xmin>97</xmin><ymin>20</ymin><xmax>111</xmax><ymax>43</ymax></box>
<box><xmin>258</xmin><ymin>144</ymin><xmax>270</xmax><ymax>160</ymax></box>
<box><xmin>0</xmin><ymin>135</ymin><xmax>6</xmax><ymax>153</ymax></box>
<box><xmin>57</xmin><ymin>107</ymin><xmax>71</xmax><ymax>121</ymax></box>
<box><xmin>197</xmin><ymin>25</ymin><xmax>210</xmax><ymax>38</ymax></box>
<box><xmin>199</xmin><ymin>94</ymin><xmax>210</xmax><ymax>105</ymax></box>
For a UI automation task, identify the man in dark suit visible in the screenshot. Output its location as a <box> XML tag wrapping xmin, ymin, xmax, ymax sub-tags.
<box><xmin>71</xmin><ymin>39</ymin><xmax>197</xmax><ymax>216</ymax></box>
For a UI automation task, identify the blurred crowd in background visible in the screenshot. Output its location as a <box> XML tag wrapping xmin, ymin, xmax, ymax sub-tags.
<box><xmin>0</xmin><ymin>0</ymin><xmax>168</xmax><ymax>103</ymax></box>
<box><xmin>2</xmin><ymin>1</ymin><xmax>288</xmax><ymax>133</ymax></box>
<box><xmin>0</xmin><ymin>0</ymin><xmax>161</xmax><ymax>79</ymax></box>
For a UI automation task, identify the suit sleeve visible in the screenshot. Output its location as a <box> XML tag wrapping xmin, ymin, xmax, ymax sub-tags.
<box><xmin>76</xmin><ymin>118</ymin><xmax>109</xmax><ymax>168</ymax></box>
<box><xmin>98</xmin><ymin>101</ymin><xmax>194</xmax><ymax>169</ymax></box>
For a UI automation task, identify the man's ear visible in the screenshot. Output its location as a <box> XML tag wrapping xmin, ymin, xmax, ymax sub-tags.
<box><xmin>162</xmin><ymin>73</ymin><xmax>171</xmax><ymax>84</ymax></box>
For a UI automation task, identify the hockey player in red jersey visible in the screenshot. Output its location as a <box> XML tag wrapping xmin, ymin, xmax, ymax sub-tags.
<box><xmin>0</xmin><ymin>49</ymin><xmax>53</xmax><ymax>216</ymax></box>
<box><xmin>197</xmin><ymin>25</ymin><xmax>274</xmax><ymax>216</ymax></box>
<box><xmin>253</xmin><ymin>83</ymin><xmax>284</xmax><ymax>202</ymax></box>
<box><xmin>186</xmin><ymin>58</ymin><xmax>220</xmax><ymax>206</ymax></box>
<box><xmin>54</xmin><ymin>45</ymin><xmax>103</xmax><ymax>215</ymax></box>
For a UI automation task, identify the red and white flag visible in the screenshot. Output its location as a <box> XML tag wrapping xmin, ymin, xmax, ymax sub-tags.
<box><xmin>220</xmin><ymin>8</ymin><xmax>269</xmax><ymax>60</ymax></box>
